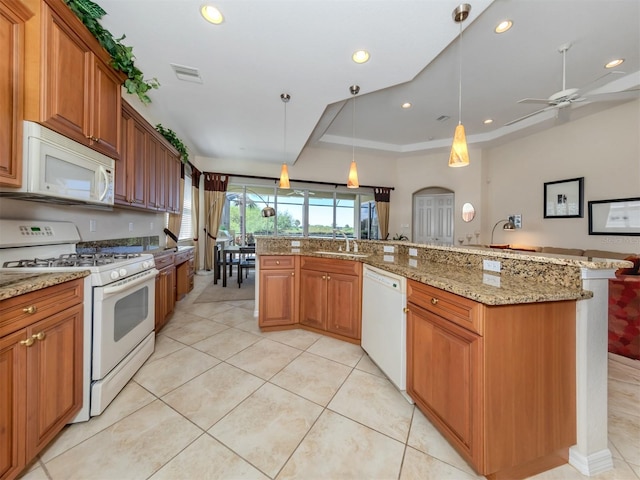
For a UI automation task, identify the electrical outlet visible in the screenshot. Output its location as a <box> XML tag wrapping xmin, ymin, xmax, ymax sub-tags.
<box><xmin>291</xmin><ymin>240</ymin><xmax>301</xmax><ymax>247</ymax></box>
<box><xmin>483</xmin><ymin>259</ymin><xmax>501</xmax><ymax>273</ymax></box>
<box><xmin>409</xmin><ymin>248</ymin><xmax>418</xmax><ymax>257</ymax></box>
<box><xmin>128</xmin><ymin>222</ymin><xmax>134</xmax><ymax>232</ymax></box>
<box><xmin>383</xmin><ymin>245</ymin><xmax>395</xmax><ymax>253</ymax></box>
<box><xmin>483</xmin><ymin>273</ymin><xmax>501</xmax><ymax>287</ymax></box>
<box><xmin>89</xmin><ymin>219</ymin><xmax>97</xmax><ymax>232</ymax></box>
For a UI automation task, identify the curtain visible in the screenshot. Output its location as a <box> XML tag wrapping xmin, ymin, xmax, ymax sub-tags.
<box><xmin>166</xmin><ymin>162</ymin><xmax>185</xmax><ymax>248</ymax></box>
<box><xmin>190</xmin><ymin>165</ymin><xmax>202</xmax><ymax>270</ymax></box>
<box><xmin>203</xmin><ymin>172</ymin><xmax>229</xmax><ymax>270</ymax></box>
<box><xmin>374</xmin><ymin>187</ymin><xmax>391</xmax><ymax>240</ymax></box>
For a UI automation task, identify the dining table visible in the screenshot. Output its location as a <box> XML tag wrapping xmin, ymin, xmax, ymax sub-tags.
<box><xmin>219</xmin><ymin>244</ymin><xmax>255</xmax><ymax>287</ymax></box>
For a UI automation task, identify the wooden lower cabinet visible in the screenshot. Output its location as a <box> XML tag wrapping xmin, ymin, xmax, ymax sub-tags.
<box><xmin>0</xmin><ymin>279</ymin><xmax>84</xmax><ymax>480</ymax></box>
<box><xmin>258</xmin><ymin>255</ymin><xmax>298</xmax><ymax>328</ymax></box>
<box><xmin>299</xmin><ymin>257</ymin><xmax>362</xmax><ymax>341</ymax></box>
<box><xmin>406</xmin><ymin>280</ymin><xmax>576</xmax><ymax>479</ymax></box>
<box><xmin>175</xmin><ymin>248</ymin><xmax>195</xmax><ymax>301</ymax></box>
<box><xmin>154</xmin><ymin>252</ymin><xmax>176</xmax><ymax>333</ymax></box>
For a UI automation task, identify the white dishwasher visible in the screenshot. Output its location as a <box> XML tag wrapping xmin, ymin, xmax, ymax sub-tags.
<box><xmin>361</xmin><ymin>264</ymin><xmax>412</xmax><ymax>403</ymax></box>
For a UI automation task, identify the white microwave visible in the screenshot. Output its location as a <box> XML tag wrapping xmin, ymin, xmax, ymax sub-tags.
<box><xmin>0</xmin><ymin>121</ymin><xmax>115</xmax><ymax>207</ymax></box>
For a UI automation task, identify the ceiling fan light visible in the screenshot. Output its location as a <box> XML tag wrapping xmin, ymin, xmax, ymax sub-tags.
<box><xmin>449</xmin><ymin>124</ymin><xmax>470</xmax><ymax>167</ymax></box>
<box><xmin>279</xmin><ymin>163</ymin><xmax>290</xmax><ymax>189</ymax></box>
<box><xmin>347</xmin><ymin>160</ymin><xmax>359</xmax><ymax>188</ymax></box>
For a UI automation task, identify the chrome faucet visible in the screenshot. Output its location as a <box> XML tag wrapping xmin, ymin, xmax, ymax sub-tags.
<box><xmin>334</xmin><ymin>229</ymin><xmax>350</xmax><ymax>252</ymax></box>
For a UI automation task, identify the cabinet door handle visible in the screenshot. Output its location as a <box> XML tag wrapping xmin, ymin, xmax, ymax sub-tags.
<box><xmin>20</xmin><ymin>338</ymin><xmax>34</xmax><ymax>347</ymax></box>
<box><xmin>431</xmin><ymin>298</ymin><xmax>439</xmax><ymax>305</ymax></box>
<box><xmin>32</xmin><ymin>332</ymin><xmax>46</xmax><ymax>341</ymax></box>
<box><xmin>23</xmin><ymin>305</ymin><xmax>37</xmax><ymax>314</ymax></box>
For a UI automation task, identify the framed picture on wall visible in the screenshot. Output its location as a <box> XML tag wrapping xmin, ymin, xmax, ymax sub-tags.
<box><xmin>588</xmin><ymin>197</ymin><xmax>640</xmax><ymax>236</ymax></box>
<box><xmin>543</xmin><ymin>177</ymin><xmax>584</xmax><ymax>218</ymax></box>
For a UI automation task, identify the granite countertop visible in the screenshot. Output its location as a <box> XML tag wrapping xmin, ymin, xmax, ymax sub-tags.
<box><xmin>0</xmin><ymin>271</ymin><xmax>90</xmax><ymax>301</ymax></box>
<box><xmin>258</xmin><ymin>249</ymin><xmax>593</xmax><ymax>306</ymax></box>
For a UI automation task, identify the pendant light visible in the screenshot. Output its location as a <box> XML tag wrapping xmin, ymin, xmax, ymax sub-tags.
<box><xmin>279</xmin><ymin>93</ymin><xmax>291</xmax><ymax>189</ymax></box>
<box><xmin>448</xmin><ymin>4</ymin><xmax>471</xmax><ymax>168</ymax></box>
<box><xmin>347</xmin><ymin>85</ymin><xmax>360</xmax><ymax>188</ymax></box>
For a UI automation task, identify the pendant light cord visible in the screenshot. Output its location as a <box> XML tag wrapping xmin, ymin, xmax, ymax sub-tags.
<box><xmin>458</xmin><ymin>20</ymin><xmax>463</xmax><ymax>126</ymax></box>
<box><xmin>352</xmin><ymin>93</ymin><xmax>356</xmax><ymax>161</ymax></box>
<box><xmin>283</xmin><ymin>99</ymin><xmax>287</xmax><ymax>158</ymax></box>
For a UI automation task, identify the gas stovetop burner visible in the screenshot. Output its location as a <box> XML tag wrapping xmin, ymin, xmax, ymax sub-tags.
<box><xmin>2</xmin><ymin>252</ymin><xmax>143</xmax><ymax>268</ymax></box>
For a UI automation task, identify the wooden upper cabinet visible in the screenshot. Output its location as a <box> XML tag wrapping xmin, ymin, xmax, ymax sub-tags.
<box><xmin>22</xmin><ymin>0</ymin><xmax>125</xmax><ymax>159</ymax></box>
<box><xmin>0</xmin><ymin>0</ymin><xmax>34</xmax><ymax>188</ymax></box>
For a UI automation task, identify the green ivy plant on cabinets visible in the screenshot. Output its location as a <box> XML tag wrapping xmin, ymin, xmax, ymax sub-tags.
<box><xmin>155</xmin><ymin>125</ymin><xmax>189</xmax><ymax>163</ymax></box>
<box><xmin>63</xmin><ymin>0</ymin><xmax>160</xmax><ymax>104</ymax></box>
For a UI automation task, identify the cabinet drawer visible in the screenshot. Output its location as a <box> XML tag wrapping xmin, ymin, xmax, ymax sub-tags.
<box><xmin>260</xmin><ymin>255</ymin><xmax>295</xmax><ymax>269</ymax></box>
<box><xmin>174</xmin><ymin>249</ymin><xmax>193</xmax><ymax>265</ymax></box>
<box><xmin>407</xmin><ymin>280</ymin><xmax>483</xmax><ymax>335</ymax></box>
<box><xmin>0</xmin><ymin>279</ymin><xmax>83</xmax><ymax>336</ymax></box>
<box><xmin>154</xmin><ymin>252</ymin><xmax>175</xmax><ymax>270</ymax></box>
<box><xmin>301</xmin><ymin>256</ymin><xmax>361</xmax><ymax>276</ymax></box>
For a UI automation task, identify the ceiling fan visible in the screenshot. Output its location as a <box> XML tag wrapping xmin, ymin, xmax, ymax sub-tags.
<box><xmin>505</xmin><ymin>42</ymin><xmax>627</xmax><ymax>126</ymax></box>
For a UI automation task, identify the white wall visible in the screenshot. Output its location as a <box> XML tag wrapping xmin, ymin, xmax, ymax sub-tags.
<box><xmin>483</xmin><ymin>100</ymin><xmax>640</xmax><ymax>254</ymax></box>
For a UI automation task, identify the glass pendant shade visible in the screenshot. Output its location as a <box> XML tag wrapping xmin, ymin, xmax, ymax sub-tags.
<box><xmin>448</xmin><ymin>123</ymin><xmax>470</xmax><ymax>167</ymax></box>
<box><xmin>347</xmin><ymin>160</ymin><xmax>359</xmax><ymax>188</ymax></box>
<box><xmin>279</xmin><ymin>163</ymin><xmax>290</xmax><ymax>189</ymax></box>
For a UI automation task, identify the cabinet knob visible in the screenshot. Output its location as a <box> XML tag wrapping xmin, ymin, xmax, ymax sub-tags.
<box><xmin>431</xmin><ymin>298</ymin><xmax>439</xmax><ymax>305</ymax></box>
<box><xmin>322</xmin><ymin>275</ymin><xmax>326</xmax><ymax>280</ymax></box>
<box><xmin>291</xmin><ymin>272</ymin><xmax>295</xmax><ymax>276</ymax></box>
<box><xmin>327</xmin><ymin>276</ymin><xmax>331</xmax><ymax>281</ymax></box>
<box><xmin>403</xmin><ymin>307</ymin><xmax>409</xmax><ymax>313</ymax></box>
<box><xmin>276</xmin><ymin>260</ymin><xmax>280</xmax><ymax>265</ymax></box>
<box><xmin>32</xmin><ymin>332</ymin><xmax>46</xmax><ymax>341</ymax></box>
<box><xmin>20</xmin><ymin>337</ymin><xmax>34</xmax><ymax>347</ymax></box>
<box><xmin>23</xmin><ymin>305</ymin><xmax>37</xmax><ymax>314</ymax></box>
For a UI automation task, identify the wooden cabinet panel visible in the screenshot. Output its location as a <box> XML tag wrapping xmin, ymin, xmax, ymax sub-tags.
<box><xmin>326</xmin><ymin>272</ymin><xmax>360</xmax><ymax>338</ymax></box>
<box><xmin>166</xmin><ymin>151</ymin><xmax>181</xmax><ymax>213</ymax></box>
<box><xmin>155</xmin><ymin>252</ymin><xmax>176</xmax><ymax>332</ymax></box>
<box><xmin>0</xmin><ymin>278</ymin><xmax>83</xmax><ymax>480</ymax></box>
<box><xmin>23</xmin><ymin>0</ymin><xmax>125</xmax><ymax>160</ymax></box>
<box><xmin>259</xmin><ymin>269</ymin><xmax>296</xmax><ymax>327</ymax></box>
<box><xmin>175</xmin><ymin>249</ymin><xmax>195</xmax><ymax>301</ymax></box>
<box><xmin>129</xmin><ymin>117</ymin><xmax>147</xmax><ymax>208</ymax></box>
<box><xmin>299</xmin><ymin>269</ymin><xmax>327</xmax><ymax>330</ymax></box>
<box><xmin>0</xmin><ymin>0</ymin><xmax>33</xmax><ymax>188</ymax></box>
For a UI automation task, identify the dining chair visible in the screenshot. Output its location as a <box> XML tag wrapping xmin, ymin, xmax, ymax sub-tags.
<box><xmin>237</xmin><ymin>246</ymin><xmax>256</xmax><ymax>287</ymax></box>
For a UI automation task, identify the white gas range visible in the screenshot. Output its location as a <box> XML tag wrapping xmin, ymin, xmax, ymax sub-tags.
<box><xmin>0</xmin><ymin>219</ymin><xmax>158</xmax><ymax>421</ymax></box>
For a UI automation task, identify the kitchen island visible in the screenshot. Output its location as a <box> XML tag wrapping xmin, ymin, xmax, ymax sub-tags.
<box><xmin>256</xmin><ymin>237</ymin><xmax>631</xmax><ymax>478</ymax></box>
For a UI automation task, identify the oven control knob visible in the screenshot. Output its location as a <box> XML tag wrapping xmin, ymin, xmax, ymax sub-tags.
<box><xmin>119</xmin><ymin>268</ymin><xmax>127</xmax><ymax>277</ymax></box>
<box><xmin>110</xmin><ymin>271</ymin><xmax>119</xmax><ymax>280</ymax></box>
<box><xmin>142</xmin><ymin>260</ymin><xmax>152</xmax><ymax>269</ymax></box>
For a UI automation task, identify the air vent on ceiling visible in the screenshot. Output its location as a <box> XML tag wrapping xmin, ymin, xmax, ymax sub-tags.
<box><xmin>436</xmin><ymin>115</ymin><xmax>450</xmax><ymax>122</ymax></box>
<box><xmin>171</xmin><ymin>64</ymin><xmax>203</xmax><ymax>83</ymax></box>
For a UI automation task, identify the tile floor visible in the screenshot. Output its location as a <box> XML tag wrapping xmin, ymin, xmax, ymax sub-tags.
<box><xmin>23</xmin><ymin>275</ymin><xmax>640</xmax><ymax>480</ymax></box>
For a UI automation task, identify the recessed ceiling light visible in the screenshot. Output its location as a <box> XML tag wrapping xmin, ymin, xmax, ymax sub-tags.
<box><xmin>483</xmin><ymin>118</ymin><xmax>493</xmax><ymax>124</ymax></box>
<box><xmin>494</xmin><ymin>20</ymin><xmax>512</xmax><ymax>33</ymax></box>
<box><xmin>352</xmin><ymin>50</ymin><xmax>370</xmax><ymax>64</ymax></box>
<box><xmin>605</xmin><ymin>58</ymin><xmax>624</xmax><ymax>69</ymax></box>
<box><xmin>201</xmin><ymin>5</ymin><xmax>224</xmax><ymax>24</ymax></box>
<box><xmin>401</xmin><ymin>102</ymin><xmax>412</xmax><ymax>109</ymax></box>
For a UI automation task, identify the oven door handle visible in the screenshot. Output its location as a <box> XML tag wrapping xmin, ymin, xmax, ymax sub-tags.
<box><xmin>102</xmin><ymin>269</ymin><xmax>159</xmax><ymax>297</ymax></box>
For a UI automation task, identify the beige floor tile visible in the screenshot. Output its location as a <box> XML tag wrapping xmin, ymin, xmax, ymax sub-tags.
<box><xmin>407</xmin><ymin>408</ymin><xmax>478</xmax><ymax>476</ymax></box>
<box><xmin>225</xmin><ymin>299</ymin><xmax>256</xmax><ymax>311</ymax></box>
<box><xmin>629</xmin><ymin>462</ymin><xmax>640</xmax><ymax>478</ymax></box>
<box><xmin>277</xmin><ymin>409</ymin><xmax>405</xmax><ymax>480</ymax></box>
<box><xmin>227</xmin><ymin>338</ymin><xmax>302</xmax><ymax>380</ymax></box>
<box><xmin>328</xmin><ymin>369</ymin><xmax>413</xmax><ymax>442</ymax></box>
<box><xmin>149</xmin><ymin>434</ymin><xmax>269</xmax><ymax>480</ymax></box>
<box><xmin>39</xmin><ymin>382</ymin><xmax>156</xmax><ymax>463</ymax></box>
<box><xmin>17</xmin><ymin>465</ymin><xmax>48</xmax><ymax>480</ymax></box>
<box><xmin>608</xmin><ymin>356</ymin><xmax>640</xmax><ymax>384</ymax></box>
<box><xmin>271</xmin><ymin>352</ymin><xmax>352</xmax><ymax>405</ymax></box>
<box><xmin>146</xmin><ymin>333</ymin><xmax>185</xmax><ymax>364</ymax></box>
<box><xmin>609</xmin><ymin>378</ymin><xmax>640</xmax><ymax>418</ymax></box>
<box><xmin>211</xmin><ymin>306</ymin><xmax>257</xmax><ymax>327</ymax></box>
<box><xmin>133</xmin><ymin>346</ymin><xmax>219</xmax><ymax>396</ymax></box>
<box><xmin>400</xmin><ymin>446</ymin><xmax>482</xmax><ymax>480</ymax></box>
<box><xmin>44</xmin><ymin>400</ymin><xmax>202</xmax><ymax>480</ymax></box>
<box><xmin>306</xmin><ymin>335</ymin><xmax>364</xmax><ymax>367</ymax></box>
<box><xmin>185</xmin><ymin>301</ymin><xmax>236</xmax><ymax>320</ymax></box>
<box><xmin>192</xmin><ymin>327</ymin><xmax>262</xmax><ymax>360</ymax></box>
<box><xmin>209</xmin><ymin>383</ymin><xmax>322</xmax><ymax>478</ymax></box>
<box><xmin>162</xmin><ymin>362</ymin><xmax>264</xmax><ymax>430</ymax></box>
<box><xmin>234</xmin><ymin>319</ymin><xmax>265</xmax><ymax>335</ymax></box>
<box><xmin>262</xmin><ymin>328</ymin><xmax>322</xmax><ymax>350</ymax></box>
<box><xmin>162</xmin><ymin>316</ymin><xmax>229</xmax><ymax>345</ymax></box>
<box><xmin>355</xmin><ymin>353</ymin><xmax>386</xmax><ymax>377</ymax></box>
<box><xmin>609</xmin><ymin>410</ymin><xmax>640</xmax><ymax>465</ymax></box>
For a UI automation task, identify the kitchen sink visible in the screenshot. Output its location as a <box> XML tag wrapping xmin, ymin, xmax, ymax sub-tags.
<box><xmin>314</xmin><ymin>251</ymin><xmax>369</xmax><ymax>258</ymax></box>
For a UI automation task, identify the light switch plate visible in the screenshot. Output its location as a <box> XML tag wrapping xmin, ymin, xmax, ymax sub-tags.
<box><xmin>383</xmin><ymin>245</ymin><xmax>395</xmax><ymax>253</ymax></box>
<box><xmin>291</xmin><ymin>248</ymin><xmax>300</xmax><ymax>253</ymax></box>
<box><xmin>409</xmin><ymin>248</ymin><xmax>418</xmax><ymax>257</ymax></box>
<box><xmin>291</xmin><ymin>240</ymin><xmax>300</xmax><ymax>247</ymax></box>
<box><xmin>483</xmin><ymin>273</ymin><xmax>501</xmax><ymax>287</ymax></box>
<box><xmin>383</xmin><ymin>255</ymin><xmax>395</xmax><ymax>262</ymax></box>
<box><xmin>409</xmin><ymin>258</ymin><xmax>418</xmax><ymax>267</ymax></box>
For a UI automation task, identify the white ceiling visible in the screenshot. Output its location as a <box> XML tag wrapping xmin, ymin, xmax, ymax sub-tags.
<box><xmin>98</xmin><ymin>0</ymin><xmax>640</xmax><ymax>165</ymax></box>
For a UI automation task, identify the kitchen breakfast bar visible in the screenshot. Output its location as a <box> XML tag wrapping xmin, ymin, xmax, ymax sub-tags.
<box><xmin>255</xmin><ymin>236</ymin><xmax>631</xmax><ymax>479</ymax></box>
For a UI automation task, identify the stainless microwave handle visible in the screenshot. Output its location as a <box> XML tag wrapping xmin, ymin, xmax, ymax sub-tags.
<box><xmin>98</xmin><ymin>166</ymin><xmax>109</xmax><ymax>201</ymax></box>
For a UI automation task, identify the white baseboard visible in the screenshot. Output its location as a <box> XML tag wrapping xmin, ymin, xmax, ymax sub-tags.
<box><xmin>569</xmin><ymin>446</ymin><xmax>613</xmax><ymax>476</ymax></box>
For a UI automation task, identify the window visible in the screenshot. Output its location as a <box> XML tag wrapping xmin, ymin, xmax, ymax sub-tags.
<box><xmin>178</xmin><ymin>173</ymin><xmax>192</xmax><ymax>240</ymax></box>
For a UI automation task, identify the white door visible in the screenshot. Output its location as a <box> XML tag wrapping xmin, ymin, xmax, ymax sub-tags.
<box><xmin>413</xmin><ymin>193</ymin><xmax>454</xmax><ymax>245</ymax></box>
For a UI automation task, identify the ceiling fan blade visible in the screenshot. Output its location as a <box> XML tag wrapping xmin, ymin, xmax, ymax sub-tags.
<box><xmin>583</xmin><ymin>88</ymin><xmax>640</xmax><ymax>103</ymax></box>
<box><xmin>517</xmin><ymin>98</ymin><xmax>551</xmax><ymax>105</ymax></box>
<box><xmin>505</xmin><ymin>106</ymin><xmax>556</xmax><ymax>126</ymax></box>
<box><xmin>578</xmin><ymin>70</ymin><xmax>626</xmax><ymax>94</ymax></box>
